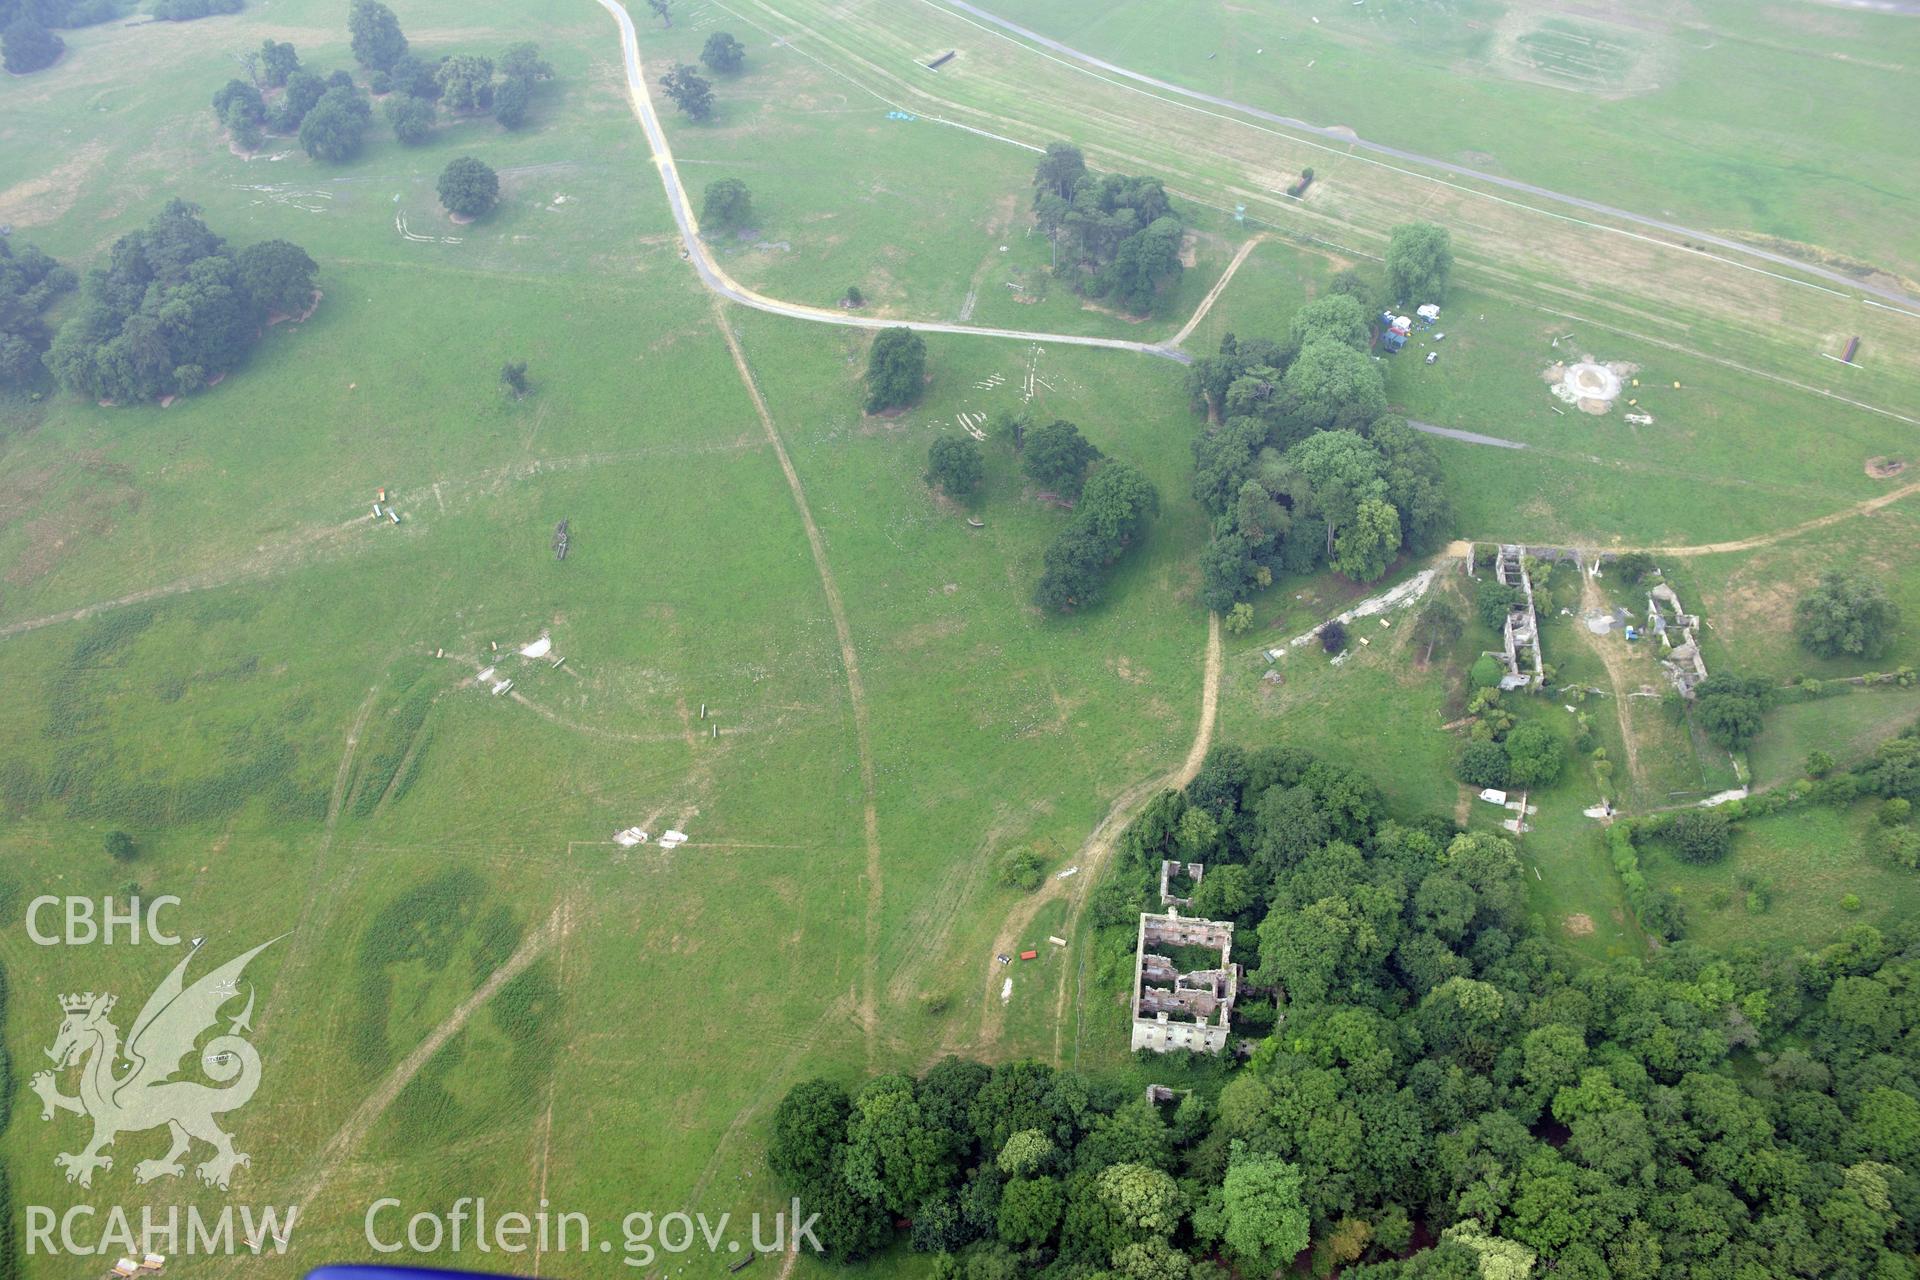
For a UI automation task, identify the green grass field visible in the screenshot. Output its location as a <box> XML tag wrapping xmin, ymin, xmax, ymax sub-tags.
<box><xmin>992</xmin><ymin>0</ymin><xmax>1920</xmax><ymax>285</ymax></box>
<box><xmin>5</xmin><ymin>0</ymin><xmax>1920</xmax><ymax>1274</ymax></box>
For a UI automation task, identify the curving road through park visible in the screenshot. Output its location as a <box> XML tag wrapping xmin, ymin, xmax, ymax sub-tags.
<box><xmin>592</xmin><ymin>0</ymin><xmax>1192</xmax><ymax>363</ymax></box>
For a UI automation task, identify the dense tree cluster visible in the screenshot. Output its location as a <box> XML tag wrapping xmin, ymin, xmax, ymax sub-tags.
<box><xmin>779</xmin><ymin>741</ymin><xmax>1920</xmax><ymax>1277</ymax></box>
<box><xmin>1034</xmin><ymin>461</ymin><xmax>1159</xmax><ymax>612</ymax></box>
<box><xmin>0</xmin><ymin>0</ymin><xmax>121</xmax><ymax>73</ymax></box>
<box><xmin>252</xmin><ymin>2</ymin><xmax>553</xmax><ymax>145</ymax></box>
<box><xmin>1</xmin><ymin>16</ymin><xmax>56</xmax><ymax>71</ymax></box>
<box><xmin>1797</xmin><ymin>570</ymin><xmax>1902</xmax><ymax>661</ymax></box>
<box><xmin>1032</xmin><ymin>143</ymin><xmax>1184</xmax><ymax>314</ymax></box>
<box><xmin>298</xmin><ymin>82</ymin><xmax>373</xmax><ymax>162</ymax></box>
<box><xmin>43</xmin><ymin>200</ymin><xmax>316</xmax><ymax>402</ymax></box>
<box><xmin>0</xmin><ymin>238</ymin><xmax>75</xmax><ymax>388</ymax></box>
<box><xmin>152</xmin><ymin>0</ymin><xmax>242</xmax><ymax>21</ymax></box>
<box><xmin>1189</xmin><ymin>326</ymin><xmax>1450</xmax><ymax>607</ymax></box>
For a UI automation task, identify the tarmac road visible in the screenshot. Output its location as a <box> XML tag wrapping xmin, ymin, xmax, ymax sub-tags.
<box><xmin>592</xmin><ymin>0</ymin><xmax>1193</xmax><ymax>364</ymax></box>
<box><xmin>938</xmin><ymin>0</ymin><xmax>1920</xmax><ymax>312</ymax></box>
<box><xmin>591</xmin><ymin>0</ymin><xmax>1549</xmax><ymax>453</ymax></box>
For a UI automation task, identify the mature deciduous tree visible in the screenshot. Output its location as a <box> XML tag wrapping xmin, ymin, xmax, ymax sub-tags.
<box><xmin>260</xmin><ymin>37</ymin><xmax>299</xmax><ymax>86</ymax></box>
<box><xmin>927</xmin><ymin>437</ymin><xmax>984</xmax><ymax>500</ymax></box>
<box><xmin>701</xmin><ymin>30</ymin><xmax>746</xmax><ymax>72</ymax></box>
<box><xmin>1384</xmin><ymin>221</ymin><xmax>1453</xmax><ymax>304</ymax></box>
<box><xmin>700</xmin><ymin>177</ymin><xmax>752</xmax><ymax>230</ymax></box>
<box><xmin>1282</xmin><ymin>340</ymin><xmax>1388</xmax><ymax>434</ymax></box>
<box><xmin>491</xmin><ymin>74</ymin><xmax>531</xmax><ymax>129</ymax></box>
<box><xmin>0</xmin><ymin>238</ymin><xmax>73</xmax><ymax>387</ymax></box>
<box><xmin>1220</xmin><ymin>1148</ymin><xmax>1308</xmax><ymax>1274</ymax></box>
<box><xmin>1021</xmin><ymin>420</ymin><xmax>1101</xmax><ymax>499</ymax></box>
<box><xmin>384</xmin><ymin>93</ymin><xmax>435</xmax><ymax>144</ymax></box>
<box><xmin>499</xmin><ymin>41</ymin><xmax>552</xmax><ymax>82</ymax></box>
<box><xmin>234</xmin><ymin>239</ymin><xmax>317</xmax><ymax>315</ymax></box>
<box><xmin>1289</xmin><ymin>293</ymin><xmax>1371</xmax><ymax>354</ymax></box>
<box><xmin>436</xmin><ymin>156</ymin><xmax>499</xmax><ymax>219</ymax></box>
<box><xmin>864</xmin><ymin>327</ymin><xmax>926</xmax><ymax>413</ymax></box>
<box><xmin>348</xmin><ymin>0</ymin><xmax>407</xmax><ymax>71</ymax></box>
<box><xmin>660</xmin><ymin>60</ymin><xmax>712</xmax><ymax>119</ymax></box>
<box><xmin>2</xmin><ymin>16</ymin><xmax>61</xmax><ymax>72</ymax></box>
<box><xmin>1796</xmin><ymin>570</ymin><xmax>1901</xmax><ymax>660</ymax></box>
<box><xmin>297</xmin><ymin>85</ymin><xmax>371</xmax><ymax>162</ymax></box>
<box><xmin>435</xmin><ymin>54</ymin><xmax>494</xmax><ymax>113</ymax></box>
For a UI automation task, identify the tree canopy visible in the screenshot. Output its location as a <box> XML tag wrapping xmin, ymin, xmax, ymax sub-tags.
<box><xmin>661</xmin><ymin>61</ymin><xmax>713</xmax><ymax>120</ymax></box>
<box><xmin>1035</xmin><ymin>461</ymin><xmax>1159</xmax><ymax>612</ymax></box>
<box><xmin>260</xmin><ymin>37</ymin><xmax>299</xmax><ymax>86</ymax></box>
<box><xmin>437</xmin><ymin>157</ymin><xmax>500</xmax><ymax>219</ymax></box>
<box><xmin>1187</xmin><ymin>314</ymin><xmax>1451</xmax><ymax>609</ymax></box>
<box><xmin>491</xmin><ymin>73</ymin><xmax>530</xmax><ymax>129</ymax></box>
<box><xmin>234</xmin><ymin>240</ymin><xmax>317</xmax><ymax>317</ymax></box>
<box><xmin>701</xmin><ymin>30</ymin><xmax>746</xmax><ymax>72</ymax></box>
<box><xmin>700</xmin><ymin>178</ymin><xmax>753</xmax><ymax>231</ymax></box>
<box><xmin>773</xmin><ymin>737</ymin><xmax>1920</xmax><ymax>1277</ymax></box>
<box><xmin>435</xmin><ymin>53</ymin><xmax>495</xmax><ymax>113</ymax></box>
<box><xmin>0</xmin><ymin>238</ymin><xmax>75</xmax><ymax>387</ymax></box>
<box><xmin>1032</xmin><ymin>147</ymin><xmax>1184</xmax><ymax>315</ymax></box>
<box><xmin>1796</xmin><ymin>570</ymin><xmax>1902</xmax><ymax>660</ymax></box>
<box><xmin>2</xmin><ymin>17</ymin><xmax>62</xmax><ymax>73</ymax></box>
<box><xmin>1693</xmin><ymin>673</ymin><xmax>1771</xmax><ymax>749</ymax></box>
<box><xmin>348</xmin><ymin>0</ymin><xmax>407</xmax><ymax>71</ymax></box>
<box><xmin>1022</xmin><ymin>420</ymin><xmax>1102</xmax><ymax>500</ymax></box>
<box><xmin>927</xmin><ymin>437</ymin><xmax>984</xmax><ymax>500</ymax></box>
<box><xmin>1288</xmin><ymin>293</ymin><xmax>1371</xmax><ymax>355</ymax></box>
<box><xmin>864</xmin><ymin>327</ymin><xmax>926</xmax><ymax>413</ymax></box>
<box><xmin>44</xmin><ymin>201</ymin><xmax>312</xmax><ymax>402</ymax></box>
<box><xmin>1384</xmin><ymin>221</ymin><xmax>1453</xmax><ymax>305</ymax></box>
<box><xmin>297</xmin><ymin>84</ymin><xmax>372</xmax><ymax>162</ymax></box>
<box><xmin>384</xmin><ymin>94</ymin><xmax>435</xmax><ymax>145</ymax></box>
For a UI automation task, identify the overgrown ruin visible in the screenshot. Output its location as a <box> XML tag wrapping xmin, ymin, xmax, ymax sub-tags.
<box><xmin>1495</xmin><ymin>544</ymin><xmax>1544</xmax><ymax>690</ymax></box>
<box><xmin>1647</xmin><ymin>582</ymin><xmax>1709</xmax><ymax>696</ymax></box>
<box><xmin>1130</xmin><ymin>909</ymin><xmax>1238</xmax><ymax>1054</ymax></box>
<box><xmin>1159</xmin><ymin>859</ymin><xmax>1204</xmax><ymax>907</ymax></box>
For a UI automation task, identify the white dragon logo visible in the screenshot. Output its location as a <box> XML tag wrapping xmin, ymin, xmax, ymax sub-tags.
<box><xmin>31</xmin><ymin>938</ymin><xmax>277</xmax><ymax>1191</ymax></box>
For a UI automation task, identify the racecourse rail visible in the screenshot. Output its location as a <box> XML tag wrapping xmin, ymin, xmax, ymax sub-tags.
<box><xmin>593</xmin><ymin>0</ymin><xmax>1192</xmax><ymax>363</ymax></box>
<box><xmin>587</xmin><ymin>0</ymin><xmax>1880</xmax><ymax>454</ymax></box>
